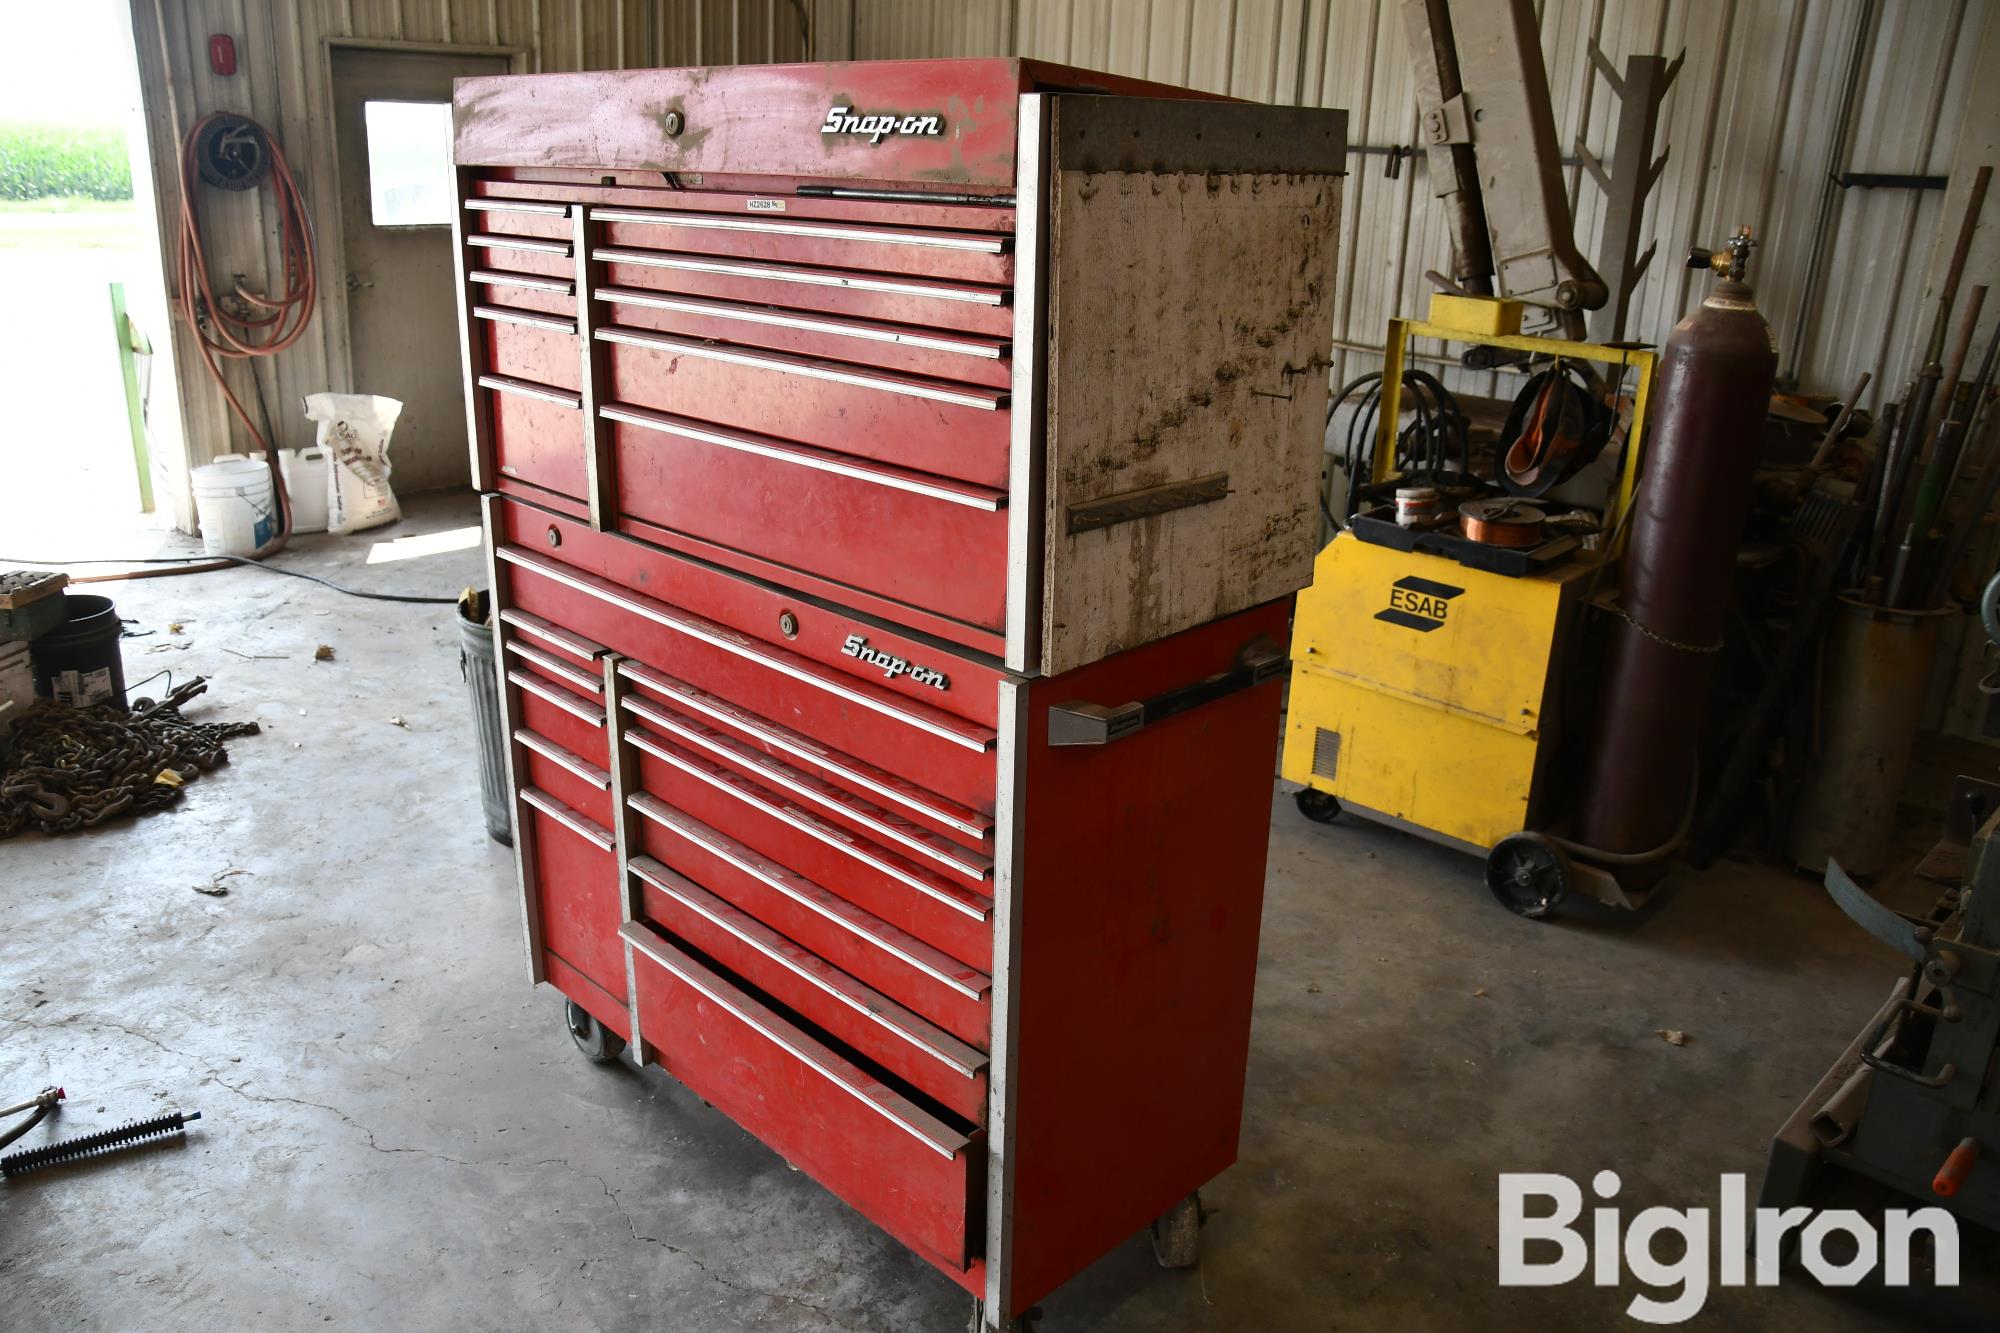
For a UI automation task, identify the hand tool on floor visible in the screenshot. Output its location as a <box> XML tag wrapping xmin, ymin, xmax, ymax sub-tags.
<box><xmin>1</xmin><ymin>1109</ymin><xmax>203</xmax><ymax>1179</ymax></box>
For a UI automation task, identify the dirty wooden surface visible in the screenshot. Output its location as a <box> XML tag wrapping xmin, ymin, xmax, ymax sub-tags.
<box><xmin>1040</xmin><ymin>167</ymin><xmax>1341</xmax><ymax>675</ymax></box>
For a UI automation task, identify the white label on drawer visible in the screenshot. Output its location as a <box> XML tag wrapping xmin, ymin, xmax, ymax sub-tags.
<box><xmin>745</xmin><ymin>198</ymin><xmax>786</xmax><ymax>212</ymax></box>
<box><xmin>841</xmin><ymin>634</ymin><xmax>950</xmax><ymax>692</ymax></box>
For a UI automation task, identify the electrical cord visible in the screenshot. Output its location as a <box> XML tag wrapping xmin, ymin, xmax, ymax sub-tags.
<box><xmin>176</xmin><ymin>111</ymin><xmax>318</xmax><ymax>557</ymax></box>
<box><xmin>0</xmin><ymin>555</ymin><xmax>457</xmax><ymax>606</ymax></box>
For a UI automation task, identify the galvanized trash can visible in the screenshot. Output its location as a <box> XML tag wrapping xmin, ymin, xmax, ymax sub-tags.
<box><xmin>458</xmin><ymin>590</ymin><xmax>512</xmax><ymax>846</ymax></box>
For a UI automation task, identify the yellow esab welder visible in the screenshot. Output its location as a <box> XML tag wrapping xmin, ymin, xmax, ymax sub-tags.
<box><xmin>1282</xmin><ymin>298</ymin><xmax>1657</xmax><ymax>917</ymax></box>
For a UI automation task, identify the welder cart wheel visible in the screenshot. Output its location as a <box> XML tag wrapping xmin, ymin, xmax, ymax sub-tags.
<box><xmin>564</xmin><ymin>999</ymin><xmax>625</xmax><ymax>1063</ymax></box>
<box><xmin>1294</xmin><ymin>788</ymin><xmax>1342</xmax><ymax>824</ymax></box>
<box><xmin>1485</xmin><ymin>832</ymin><xmax>1571</xmax><ymax>920</ymax></box>
<box><xmin>1149</xmin><ymin>1191</ymin><xmax>1203</xmax><ymax>1269</ymax></box>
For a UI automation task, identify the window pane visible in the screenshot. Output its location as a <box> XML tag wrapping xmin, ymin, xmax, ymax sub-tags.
<box><xmin>363</xmin><ymin>101</ymin><xmax>453</xmax><ymax>227</ymax></box>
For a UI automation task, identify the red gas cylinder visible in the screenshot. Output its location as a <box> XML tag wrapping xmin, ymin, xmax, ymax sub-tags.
<box><xmin>1576</xmin><ymin>233</ymin><xmax>1777</xmax><ymax>858</ymax></box>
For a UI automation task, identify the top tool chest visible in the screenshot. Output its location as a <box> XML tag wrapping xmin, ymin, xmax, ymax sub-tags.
<box><xmin>454</xmin><ymin>59</ymin><xmax>1345</xmax><ymax>1324</ymax></box>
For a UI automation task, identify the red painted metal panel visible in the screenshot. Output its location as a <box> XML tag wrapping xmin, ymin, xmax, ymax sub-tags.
<box><xmin>629</xmin><ymin>731</ymin><xmax>992</xmax><ymax>972</ymax></box>
<box><xmin>632</xmin><ymin>794</ymin><xmax>991</xmax><ymax>1051</ymax></box>
<box><xmin>616</xmin><ymin>660</ymin><xmax>992</xmax><ymax>856</ymax></box>
<box><xmin>1004</xmin><ymin>602</ymin><xmax>1290</xmax><ymax>1313</ymax></box>
<box><xmin>516</xmin><ymin>734</ymin><xmax>612</xmax><ymax>829</ymax></box>
<box><xmin>455</xmin><ymin>60</ymin><xmax>1031</xmax><ymax>188</ymax></box>
<box><xmin>484</xmin><ymin>322</ymin><xmax>581</xmax><ymax>392</ymax></box>
<box><xmin>599</xmin><ymin>253</ymin><xmax>1013</xmax><ymax>339</ymax></box>
<box><xmin>594</xmin><ymin>213</ymin><xmax>1012</xmax><ymax>286</ymax></box>
<box><xmin>498</xmin><ymin>497</ymin><xmax>1005</xmax><ymax>730</ymax></box>
<box><xmin>595</xmin><ymin>289</ymin><xmax>1012</xmax><ymax>388</ymax></box>
<box><xmin>524</xmin><ymin>791</ymin><xmax>628</xmax><ymax>1005</ymax></box>
<box><xmin>476</xmin><ymin>179</ymin><xmax>1017</xmax><ymax>237</ymax></box>
<box><xmin>610</xmin><ymin>415</ymin><xmax>1008</xmax><ymax>636</ymax></box>
<box><xmin>631</xmin><ymin>855</ymin><xmax>988</xmax><ymax>1124</ymax></box>
<box><xmin>604</xmin><ymin>339</ymin><xmax>1010</xmax><ymax>489</ymax></box>
<box><xmin>510</xmin><ymin>674</ymin><xmax>605</xmax><ymax>769</ymax></box>
<box><xmin>490</xmin><ymin>391</ymin><xmax>586</xmax><ymax>500</ymax></box>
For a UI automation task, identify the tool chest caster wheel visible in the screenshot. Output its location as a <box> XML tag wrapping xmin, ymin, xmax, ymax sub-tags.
<box><xmin>564</xmin><ymin>1000</ymin><xmax>625</xmax><ymax>1064</ymax></box>
<box><xmin>1149</xmin><ymin>1191</ymin><xmax>1203</xmax><ymax>1268</ymax></box>
<box><xmin>1294</xmin><ymin>788</ymin><xmax>1342</xmax><ymax>824</ymax></box>
<box><xmin>1485</xmin><ymin>832</ymin><xmax>1571</xmax><ymax>920</ymax></box>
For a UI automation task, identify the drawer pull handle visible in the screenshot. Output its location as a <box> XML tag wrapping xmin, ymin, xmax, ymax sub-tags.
<box><xmin>616</xmin><ymin>660</ymin><xmax>991</xmax><ymax>840</ymax></box>
<box><xmin>624</xmin><ymin>699</ymin><xmax>992</xmax><ymax>887</ymax></box>
<box><xmin>470</xmin><ymin>269</ymin><xmax>577</xmax><ymax>296</ymax></box>
<box><xmin>465</xmin><ymin>198</ymin><xmax>573</xmax><ymax>217</ymax></box>
<box><xmin>504</xmin><ymin>638</ymin><xmax>603</xmax><ymax>695</ymax></box>
<box><xmin>506</xmin><ymin>667</ymin><xmax>606</xmax><ymax>727</ymax></box>
<box><xmin>596</xmin><ymin>326</ymin><xmax>1008</xmax><ymax>411</ymax></box>
<box><xmin>514</xmin><ymin>729</ymin><xmax>611</xmax><ymax>791</ymax></box>
<box><xmin>620</xmin><ymin>922</ymin><xmax>972</xmax><ymax>1160</ymax></box>
<box><xmin>498</xmin><ymin>608</ymin><xmax>606</xmax><ymax>663</ymax></box>
<box><xmin>474</xmin><ymin>304</ymin><xmax>579</xmax><ymax>335</ymax></box>
<box><xmin>467</xmin><ymin>233</ymin><xmax>574</xmax><ymax>257</ymax></box>
<box><xmin>593</xmin><ymin>247</ymin><xmax>1006</xmax><ymax>307</ymax></box>
<box><xmin>596</xmin><ymin>287</ymin><xmax>1007</xmax><ymax>360</ymax></box>
<box><xmin>499</xmin><ymin>547</ymin><xmax>995</xmax><ymax>753</ymax></box>
<box><xmin>626</xmin><ymin>729</ymin><xmax>991</xmax><ymax>919</ymax></box>
<box><xmin>1050</xmin><ymin>636</ymin><xmax>1287</xmax><ymax>747</ymax></box>
<box><xmin>478</xmin><ymin>374</ymin><xmax>582</xmax><ymax>410</ymax></box>
<box><xmin>589</xmin><ymin>206</ymin><xmax>1009</xmax><ymax>254</ymax></box>
<box><xmin>627</xmin><ymin>793</ymin><xmax>991</xmax><ymax>1002</ymax></box>
<box><xmin>600</xmin><ymin>402</ymin><xmax>1005</xmax><ymax>510</ymax></box>
<box><xmin>630</xmin><ymin>856</ymin><xmax>987</xmax><ymax>1079</ymax></box>
<box><xmin>521</xmin><ymin>787</ymin><xmax>614</xmax><ymax>850</ymax></box>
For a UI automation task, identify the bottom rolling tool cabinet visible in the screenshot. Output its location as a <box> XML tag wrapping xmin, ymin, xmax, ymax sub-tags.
<box><xmin>456</xmin><ymin>58</ymin><xmax>1347</xmax><ymax>1324</ymax></box>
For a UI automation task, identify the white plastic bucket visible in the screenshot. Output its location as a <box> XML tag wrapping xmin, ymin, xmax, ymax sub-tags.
<box><xmin>279</xmin><ymin>445</ymin><xmax>331</xmax><ymax>534</ymax></box>
<box><xmin>192</xmin><ymin>454</ymin><xmax>279</xmax><ymax>557</ymax></box>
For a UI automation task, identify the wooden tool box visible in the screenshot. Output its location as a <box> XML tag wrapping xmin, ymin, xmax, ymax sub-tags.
<box><xmin>454</xmin><ymin>58</ymin><xmax>1344</xmax><ymax>1325</ymax></box>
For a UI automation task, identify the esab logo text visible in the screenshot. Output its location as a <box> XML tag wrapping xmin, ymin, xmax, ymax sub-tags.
<box><xmin>1375</xmin><ymin>575</ymin><xmax>1465</xmax><ymax>632</ymax></box>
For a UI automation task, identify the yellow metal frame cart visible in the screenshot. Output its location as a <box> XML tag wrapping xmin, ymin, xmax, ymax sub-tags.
<box><xmin>1282</xmin><ymin>297</ymin><xmax>1657</xmax><ymax>916</ymax></box>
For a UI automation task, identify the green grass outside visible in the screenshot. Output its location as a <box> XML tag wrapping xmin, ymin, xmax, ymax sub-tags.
<box><xmin>0</xmin><ymin>122</ymin><xmax>133</xmax><ymax>201</ymax></box>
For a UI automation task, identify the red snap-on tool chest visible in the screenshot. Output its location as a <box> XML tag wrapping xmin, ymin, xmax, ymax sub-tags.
<box><xmin>454</xmin><ymin>58</ymin><xmax>1345</xmax><ymax>1327</ymax></box>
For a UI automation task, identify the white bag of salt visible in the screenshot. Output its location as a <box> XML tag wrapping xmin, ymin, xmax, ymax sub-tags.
<box><xmin>304</xmin><ymin>393</ymin><xmax>403</xmax><ymax>535</ymax></box>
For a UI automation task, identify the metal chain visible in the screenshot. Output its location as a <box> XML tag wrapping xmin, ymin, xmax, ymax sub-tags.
<box><xmin>1603</xmin><ymin>603</ymin><xmax>1724</xmax><ymax>656</ymax></box>
<box><xmin>0</xmin><ymin>678</ymin><xmax>258</xmax><ymax>839</ymax></box>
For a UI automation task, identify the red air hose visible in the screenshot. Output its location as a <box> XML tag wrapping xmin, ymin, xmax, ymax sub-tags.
<box><xmin>174</xmin><ymin>111</ymin><xmax>318</xmax><ymax>554</ymax></box>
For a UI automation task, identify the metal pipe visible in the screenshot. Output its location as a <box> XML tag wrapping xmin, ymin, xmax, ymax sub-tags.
<box><xmin>1890</xmin><ymin>286</ymin><xmax>1988</xmax><ymax>604</ymax></box>
<box><xmin>1805</xmin><ymin>372</ymin><xmax>1872</xmax><ymax>475</ymax></box>
<box><xmin>1784</xmin><ymin>0</ymin><xmax>1876</xmax><ymax>387</ymax></box>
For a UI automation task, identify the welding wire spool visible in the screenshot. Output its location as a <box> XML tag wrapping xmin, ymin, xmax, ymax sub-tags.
<box><xmin>1458</xmin><ymin>498</ymin><xmax>1547</xmax><ymax>547</ymax></box>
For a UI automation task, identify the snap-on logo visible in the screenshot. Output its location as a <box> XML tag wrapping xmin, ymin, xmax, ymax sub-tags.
<box><xmin>820</xmin><ymin>105</ymin><xmax>945</xmax><ymax>145</ymax></box>
<box><xmin>841</xmin><ymin>634</ymin><xmax>950</xmax><ymax>691</ymax></box>
<box><xmin>1375</xmin><ymin>575</ymin><xmax>1465</xmax><ymax>632</ymax></box>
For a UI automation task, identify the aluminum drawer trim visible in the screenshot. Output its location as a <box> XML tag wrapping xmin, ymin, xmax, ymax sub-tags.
<box><xmin>515</xmin><ymin>728</ymin><xmax>612</xmax><ymax>790</ymax></box>
<box><xmin>474</xmin><ymin>303</ymin><xmax>580</xmax><ymax>335</ymax></box>
<box><xmin>620</xmin><ymin>921</ymin><xmax>971</xmax><ymax>1160</ymax></box>
<box><xmin>597</xmin><ymin>326</ymin><xmax>1009</xmax><ymax>411</ymax></box>
<box><xmin>628</xmin><ymin>791</ymin><xmax>991</xmax><ymax>1001</ymax></box>
<box><xmin>624</xmin><ymin>693</ymin><xmax>993</xmax><ymax>884</ymax></box>
<box><xmin>616</xmin><ymin>660</ymin><xmax>992</xmax><ymax>840</ymax></box>
<box><xmin>599</xmin><ymin>401</ymin><xmax>1005</xmax><ymax>510</ymax></box>
<box><xmin>498</xmin><ymin>608</ymin><xmax>606</xmax><ymax>663</ymax></box>
<box><xmin>471</xmin><ymin>269</ymin><xmax>578</xmax><ymax>295</ymax></box>
<box><xmin>478</xmin><ymin>373</ymin><xmax>582</xmax><ymax>410</ymax></box>
<box><xmin>630</xmin><ymin>854</ymin><xmax>987</xmax><ymax>1079</ymax></box>
<box><xmin>504</xmin><ymin>638</ymin><xmax>603</xmax><ymax>695</ymax></box>
<box><xmin>589</xmin><ymin>206</ymin><xmax>1009</xmax><ymax>254</ymax></box>
<box><xmin>593</xmin><ymin>247</ymin><xmax>1006</xmax><ymax>306</ymax></box>
<box><xmin>506</xmin><ymin>667</ymin><xmax>606</xmax><ymax>727</ymax></box>
<box><xmin>465</xmin><ymin>198</ymin><xmax>573</xmax><ymax>217</ymax></box>
<box><xmin>597</xmin><ymin>286</ymin><xmax>1006</xmax><ymax>359</ymax></box>
<box><xmin>467</xmin><ymin>233</ymin><xmax>574</xmax><ymax>257</ymax></box>
<box><xmin>498</xmin><ymin>546</ymin><xmax>996</xmax><ymax>753</ymax></box>
<box><xmin>521</xmin><ymin>786</ymin><xmax>614</xmax><ymax>850</ymax></box>
<box><xmin>627</xmin><ymin>727</ymin><xmax>992</xmax><ymax>921</ymax></box>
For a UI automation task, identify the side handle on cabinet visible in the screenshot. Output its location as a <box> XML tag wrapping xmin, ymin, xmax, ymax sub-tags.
<box><xmin>1047</xmin><ymin>635</ymin><xmax>1286</xmax><ymax>747</ymax></box>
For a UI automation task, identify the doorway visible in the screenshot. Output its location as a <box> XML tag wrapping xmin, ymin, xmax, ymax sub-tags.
<box><xmin>330</xmin><ymin>47</ymin><xmax>507</xmax><ymax>494</ymax></box>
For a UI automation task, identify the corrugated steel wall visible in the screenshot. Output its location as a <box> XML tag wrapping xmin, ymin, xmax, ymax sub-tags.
<box><xmin>839</xmin><ymin>0</ymin><xmax>1992</xmax><ymax>411</ymax></box>
<box><xmin>129</xmin><ymin>0</ymin><xmax>809</xmax><ymax>528</ymax></box>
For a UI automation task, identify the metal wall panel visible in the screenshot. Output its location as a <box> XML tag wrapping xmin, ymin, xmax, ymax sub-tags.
<box><xmin>850</xmin><ymin>0</ymin><xmax>1993</xmax><ymax>412</ymax></box>
<box><xmin>129</xmin><ymin>0</ymin><xmax>808</xmax><ymax>528</ymax></box>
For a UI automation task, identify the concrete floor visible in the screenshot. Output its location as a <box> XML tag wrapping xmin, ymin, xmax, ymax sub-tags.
<box><xmin>0</xmin><ymin>492</ymin><xmax>1926</xmax><ymax>1331</ymax></box>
